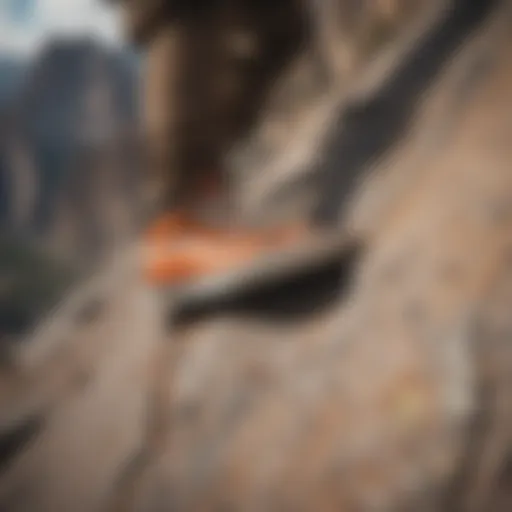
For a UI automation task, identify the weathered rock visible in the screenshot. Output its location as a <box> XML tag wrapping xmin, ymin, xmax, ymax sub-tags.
<box><xmin>1</xmin><ymin>1</ymin><xmax>512</xmax><ymax>511</ymax></box>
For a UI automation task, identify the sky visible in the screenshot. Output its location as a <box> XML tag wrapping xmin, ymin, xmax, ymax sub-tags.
<box><xmin>0</xmin><ymin>0</ymin><xmax>122</xmax><ymax>56</ymax></box>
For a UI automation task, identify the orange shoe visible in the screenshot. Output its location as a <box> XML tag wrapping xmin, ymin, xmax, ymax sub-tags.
<box><xmin>144</xmin><ymin>211</ymin><xmax>214</xmax><ymax>242</ymax></box>
<box><xmin>142</xmin><ymin>214</ymin><xmax>311</xmax><ymax>286</ymax></box>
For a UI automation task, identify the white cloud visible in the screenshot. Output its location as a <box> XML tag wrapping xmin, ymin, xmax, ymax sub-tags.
<box><xmin>0</xmin><ymin>0</ymin><xmax>123</xmax><ymax>56</ymax></box>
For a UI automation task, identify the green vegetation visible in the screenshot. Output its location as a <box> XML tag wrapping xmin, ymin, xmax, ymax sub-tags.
<box><xmin>0</xmin><ymin>233</ymin><xmax>78</xmax><ymax>338</ymax></box>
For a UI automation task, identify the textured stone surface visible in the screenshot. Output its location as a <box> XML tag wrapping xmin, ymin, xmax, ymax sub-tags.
<box><xmin>1</xmin><ymin>1</ymin><xmax>512</xmax><ymax>511</ymax></box>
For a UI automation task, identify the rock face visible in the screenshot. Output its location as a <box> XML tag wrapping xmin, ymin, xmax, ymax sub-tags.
<box><xmin>108</xmin><ymin>6</ymin><xmax>512</xmax><ymax>510</ymax></box>
<box><xmin>1</xmin><ymin>1</ymin><xmax>512</xmax><ymax>511</ymax></box>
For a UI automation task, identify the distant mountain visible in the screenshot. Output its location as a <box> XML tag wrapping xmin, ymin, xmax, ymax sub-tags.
<box><xmin>0</xmin><ymin>55</ymin><xmax>27</xmax><ymax>110</ymax></box>
<box><xmin>18</xmin><ymin>37</ymin><xmax>140</xmax><ymax>149</ymax></box>
<box><xmin>0</xmin><ymin>38</ymin><xmax>144</xmax><ymax>337</ymax></box>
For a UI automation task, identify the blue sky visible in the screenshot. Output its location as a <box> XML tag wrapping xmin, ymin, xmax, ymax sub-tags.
<box><xmin>3</xmin><ymin>0</ymin><xmax>36</xmax><ymax>24</ymax></box>
<box><xmin>0</xmin><ymin>0</ymin><xmax>122</xmax><ymax>55</ymax></box>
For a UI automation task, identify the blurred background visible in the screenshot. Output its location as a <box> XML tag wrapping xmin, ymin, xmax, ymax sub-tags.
<box><xmin>0</xmin><ymin>0</ymin><xmax>143</xmax><ymax>342</ymax></box>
